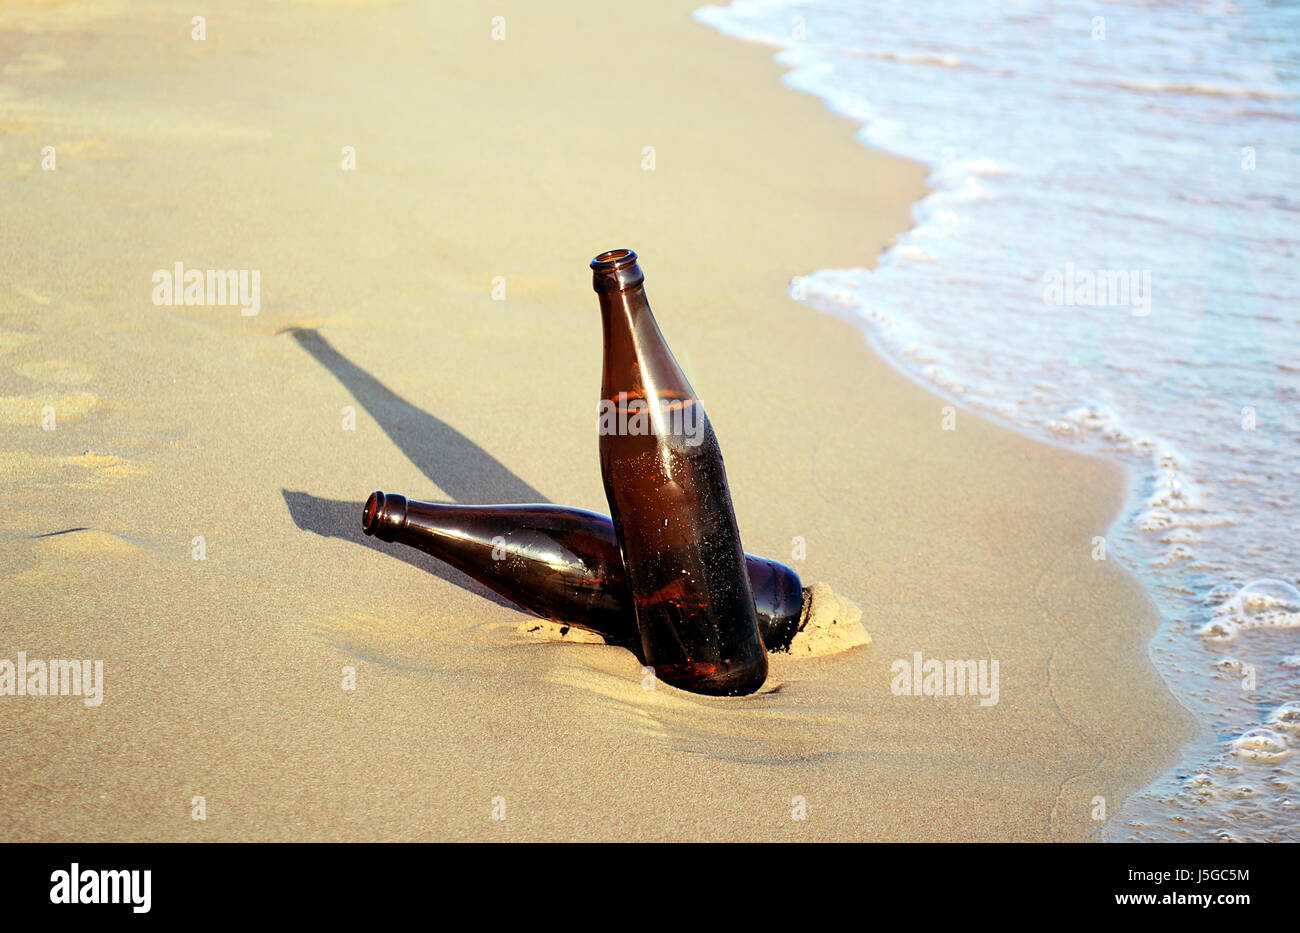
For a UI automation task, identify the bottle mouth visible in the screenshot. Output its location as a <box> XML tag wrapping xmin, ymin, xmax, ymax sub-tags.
<box><xmin>590</xmin><ymin>248</ymin><xmax>645</xmax><ymax>293</ymax></box>
<box><xmin>362</xmin><ymin>490</ymin><xmax>407</xmax><ymax>542</ymax></box>
<box><xmin>591</xmin><ymin>248</ymin><xmax>638</xmax><ymax>271</ymax></box>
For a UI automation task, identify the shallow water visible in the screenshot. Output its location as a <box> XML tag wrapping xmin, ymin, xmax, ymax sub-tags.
<box><xmin>697</xmin><ymin>0</ymin><xmax>1300</xmax><ymax>841</ymax></box>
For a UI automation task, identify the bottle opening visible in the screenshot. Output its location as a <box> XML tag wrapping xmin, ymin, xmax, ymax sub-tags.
<box><xmin>592</xmin><ymin>248</ymin><xmax>637</xmax><ymax>269</ymax></box>
<box><xmin>590</xmin><ymin>249</ymin><xmax>645</xmax><ymax>292</ymax></box>
<box><xmin>362</xmin><ymin>491</ymin><xmax>383</xmax><ymax>536</ymax></box>
<box><xmin>362</xmin><ymin>490</ymin><xmax>408</xmax><ymax>542</ymax></box>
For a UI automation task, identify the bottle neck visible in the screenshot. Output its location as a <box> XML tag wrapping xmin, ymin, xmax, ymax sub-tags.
<box><xmin>365</xmin><ymin>492</ymin><xmax>481</xmax><ymax>549</ymax></box>
<box><xmin>597</xmin><ymin>285</ymin><xmax>650</xmax><ymax>400</ymax></box>
<box><xmin>362</xmin><ymin>493</ymin><xmax>493</xmax><ymax>570</ymax></box>
<box><xmin>591</xmin><ymin>252</ymin><xmax>695</xmax><ymax>405</ymax></box>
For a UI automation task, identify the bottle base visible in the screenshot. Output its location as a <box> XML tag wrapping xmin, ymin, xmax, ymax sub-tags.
<box><xmin>650</xmin><ymin>659</ymin><xmax>767</xmax><ymax>697</ymax></box>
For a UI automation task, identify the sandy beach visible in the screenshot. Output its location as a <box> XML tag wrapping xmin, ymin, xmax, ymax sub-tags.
<box><xmin>0</xmin><ymin>0</ymin><xmax>1195</xmax><ymax>841</ymax></box>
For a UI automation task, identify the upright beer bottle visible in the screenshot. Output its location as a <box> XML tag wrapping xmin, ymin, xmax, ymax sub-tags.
<box><xmin>592</xmin><ymin>248</ymin><xmax>767</xmax><ymax>696</ymax></box>
<box><xmin>361</xmin><ymin>491</ymin><xmax>806</xmax><ymax>651</ymax></box>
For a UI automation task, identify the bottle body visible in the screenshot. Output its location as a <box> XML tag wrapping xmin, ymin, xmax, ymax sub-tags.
<box><xmin>361</xmin><ymin>492</ymin><xmax>804</xmax><ymax>651</ymax></box>
<box><xmin>593</xmin><ymin>249</ymin><xmax>767</xmax><ymax>695</ymax></box>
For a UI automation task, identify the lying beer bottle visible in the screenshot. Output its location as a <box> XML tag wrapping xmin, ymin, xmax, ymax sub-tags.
<box><xmin>361</xmin><ymin>491</ymin><xmax>805</xmax><ymax>651</ymax></box>
<box><xmin>592</xmin><ymin>248</ymin><xmax>767</xmax><ymax>695</ymax></box>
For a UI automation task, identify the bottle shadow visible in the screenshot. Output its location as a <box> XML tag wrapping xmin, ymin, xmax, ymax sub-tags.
<box><xmin>280</xmin><ymin>326</ymin><xmax>548</xmax><ymax>611</ymax></box>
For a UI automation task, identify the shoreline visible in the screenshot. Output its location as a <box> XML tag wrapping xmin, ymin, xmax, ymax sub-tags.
<box><xmin>692</xmin><ymin>3</ymin><xmax>1246</xmax><ymax>840</ymax></box>
<box><xmin>0</xmin><ymin>0</ymin><xmax>1195</xmax><ymax>840</ymax></box>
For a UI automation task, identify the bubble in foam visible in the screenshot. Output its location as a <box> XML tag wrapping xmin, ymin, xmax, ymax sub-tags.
<box><xmin>1204</xmin><ymin>584</ymin><xmax>1238</xmax><ymax>606</ymax></box>
<box><xmin>1231</xmin><ymin>728</ymin><xmax>1290</xmax><ymax>762</ymax></box>
<box><xmin>890</xmin><ymin>244</ymin><xmax>938</xmax><ymax>264</ymax></box>
<box><xmin>1237</xmin><ymin>579</ymin><xmax>1300</xmax><ymax>629</ymax></box>
<box><xmin>1138</xmin><ymin>510</ymin><xmax>1174</xmax><ymax>533</ymax></box>
<box><xmin>1268</xmin><ymin>701</ymin><xmax>1300</xmax><ymax>734</ymax></box>
<box><xmin>1201</xmin><ymin>579</ymin><xmax>1300</xmax><ymax>641</ymax></box>
<box><xmin>1149</xmin><ymin>475</ymin><xmax>1193</xmax><ymax>512</ymax></box>
<box><xmin>1155</xmin><ymin>545</ymin><xmax>1195</xmax><ymax>567</ymax></box>
<box><xmin>1199</xmin><ymin>617</ymin><xmax>1238</xmax><ymax>642</ymax></box>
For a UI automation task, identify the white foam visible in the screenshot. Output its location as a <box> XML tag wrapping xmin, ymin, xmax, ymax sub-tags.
<box><xmin>1232</xmin><ymin>729</ymin><xmax>1291</xmax><ymax>762</ymax></box>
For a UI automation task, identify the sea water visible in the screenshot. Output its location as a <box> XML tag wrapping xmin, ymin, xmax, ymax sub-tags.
<box><xmin>696</xmin><ymin>0</ymin><xmax>1300</xmax><ymax>841</ymax></box>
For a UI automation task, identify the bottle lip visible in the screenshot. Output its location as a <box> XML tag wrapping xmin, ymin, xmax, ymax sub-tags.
<box><xmin>362</xmin><ymin>490</ymin><xmax>407</xmax><ymax>542</ymax></box>
<box><xmin>590</xmin><ymin>248</ymin><xmax>638</xmax><ymax>271</ymax></box>
<box><xmin>590</xmin><ymin>248</ymin><xmax>645</xmax><ymax>293</ymax></box>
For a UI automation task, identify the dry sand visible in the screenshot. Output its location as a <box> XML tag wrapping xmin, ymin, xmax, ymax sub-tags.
<box><xmin>0</xmin><ymin>0</ymin><xmax>1194</xmax><ymax>840</ymax></box>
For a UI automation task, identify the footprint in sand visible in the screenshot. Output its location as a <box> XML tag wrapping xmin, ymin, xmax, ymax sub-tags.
<box><xmin>0</xmin><ymin>329</ymin><xmax>40</xmax><ymax>353</ymax></box>
<box><xmin>31</xmin><ymin>527</ymin><xmax>142</xmax><ymax>558</ymax></box>
<box><xmin>3</xmin><ymin>51</ymin><xmax>65</xmax><ymax>76</ymax></box>
<box><xmin>0</xmin><ymin>451</ymin><xmax>145</xmax><ymax>492</ymax></box>
<box><xmin>15</xmin><ymin>360</ymin><xmax>96</xmax><ymax>385</ymax></box>
<box><xmin>0</xmin><ymin>0</ymin><xmax>129</xmax><ymax>35</ymax></box>
<box><xmin>51</xmin><ymin>138</ymin><xmax>115</xmax><ymax>161</ymax></box>
<box><xmin>0</xmin><ymin>391</ymin><xmax>100</xmax><ymax>425</ymax></box>
<box><xmin>5</xmin><ymin>283</ymin><xmax>51</xmax><ymax>306</ymax></box>
<box><xmin>60</xmin><ymin>450</ymin><xmax>144</xmax><ymax>478</ymax></box>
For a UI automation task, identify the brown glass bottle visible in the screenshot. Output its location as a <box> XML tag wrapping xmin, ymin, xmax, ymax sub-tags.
<box><xmin>592</xmin><ymin>249</ymin><xmax>767</xmax><ymax>696</ymax></box>
<box><xmin>361</xmin><ymin>491</ymin><xmax>806</xmax><ymax>651</ymax></box>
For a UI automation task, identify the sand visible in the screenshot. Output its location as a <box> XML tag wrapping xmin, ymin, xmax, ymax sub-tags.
<box><xmin>0</xmin><ymin>0</ymin><xmax>1194</xmax><ymax>841</ymax></box>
